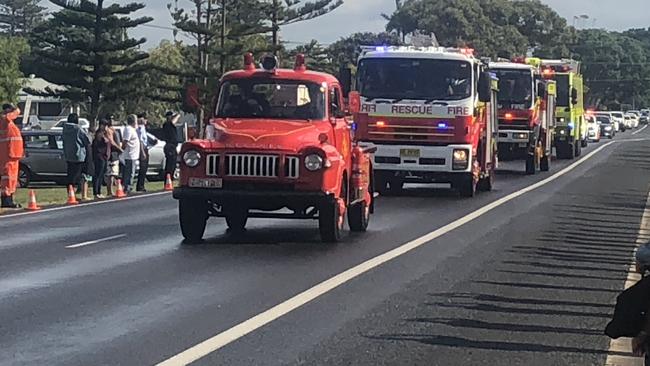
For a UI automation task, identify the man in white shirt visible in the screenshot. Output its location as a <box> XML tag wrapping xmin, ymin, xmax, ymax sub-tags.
<box><xmin>121</xmin><ymin>114</ymin><xmax>141</xmax><ymax>193</ymax></box>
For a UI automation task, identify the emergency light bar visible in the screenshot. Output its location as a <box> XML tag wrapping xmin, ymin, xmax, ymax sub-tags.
<box><xmin>359</xmin><ymin>45</ymin><xmax>477</xmax><ymax>57</ymax></box>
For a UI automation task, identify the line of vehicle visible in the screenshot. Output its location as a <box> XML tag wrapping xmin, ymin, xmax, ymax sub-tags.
<box><xmin>156</xmin><ymin>141</ymin><xmax>617</xmax><ymax>366</ymax></box>
<box><xmin>0</xmin><ymin>191</ymin><xmax>171</xmax><ymax>220</ymax></box>
<box><xmin>64</xmin><ymin>234</ymin><xmax>127</xmax><ymax>249</ymax></box>
<box><xmin>632</xmin><ymin>125</ymin><xmax>648</xmax><ymax>135</ymax></box>
<box><xmin>604</xmin><ymin>184</ymin><xmax>650</xmax><ymax>366</ymax></box>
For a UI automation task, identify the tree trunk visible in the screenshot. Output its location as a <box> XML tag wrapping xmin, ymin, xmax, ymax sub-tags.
<box><xmin>272</xmin><ymin>0</ymin><xmax>278</xmax><ymax>55</ymax></box>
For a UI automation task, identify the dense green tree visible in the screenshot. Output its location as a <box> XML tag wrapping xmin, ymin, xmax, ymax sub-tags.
<box><xmin>29</xmin><ymin>0</ymin><xmax>152</xmax><ymax>129</ymax></box>
<box><xmin>283</xmin><ymin>39</ymin><xmax>333</xmax><ymax>73</ymax></box>
<box><xmin>328</xmin><ymin>32</ymin><xmax>403</xmax><ymax>67</ymax></box>
<box><xmin>0</xmin><ymin>0</ymin><xmax>46</xmax><ymax>36</ymax></box>
<box><xmin>0</xmin><ymin>36</ymin><xmax>28</xmax><ymax>103</ymax></box>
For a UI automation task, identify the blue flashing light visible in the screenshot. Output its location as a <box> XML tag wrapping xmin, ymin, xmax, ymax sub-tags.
<box><xmin>568</xmin><ymin>122</ymin><xmax>575</xmax><ymax>129</ymax></box>
<box><xmin>375</xmin><ymin>46</ymin><xmax>386</xmax><ymax>52</ymax></box>
<box><xmin>351</xmin><ymin>122</ymin><xmax>358</xmax><ymax>131</ymax></box>
<box><xmin>437</xmin><ymin>121</ymin><xmax>449</xmax><ymax>129</ymax></box>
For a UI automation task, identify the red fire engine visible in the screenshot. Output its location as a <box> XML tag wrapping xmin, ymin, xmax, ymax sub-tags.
<box><xmin>349</xmin><ymin>46</ymin><xmax>499</xmax><ymax>197</ymax></box>
<box><xmin>173</xmin><ymin>54</ymin><xmax>375</xmax><ymax>243</ymax></box>
<box><xmin>489</xmin><ymin>58</ymin><xmax>556</xmax><ymax>174</ymax></box>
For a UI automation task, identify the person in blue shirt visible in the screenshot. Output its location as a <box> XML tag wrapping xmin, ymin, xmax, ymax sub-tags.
<box><xmin>62</xmin><ymin>113</ymin><xmax>91</xmax><ymax>199</ymax></box>
<box><xmin>136</xmin><ymin>113</ymin><xmax>150</xmax><ymax>192</ymax></box>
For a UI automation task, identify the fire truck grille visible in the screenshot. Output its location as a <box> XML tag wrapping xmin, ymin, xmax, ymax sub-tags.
<box><xmin>206</xmin><ymin>154</ymin><xmax>220</xmax><ymax>176</ymax></box>
<box><xmin>225</xmin><ymin>154</ymin><xmax>280</xmax><ymax>178</ymax></box>
<box><xmin>285</xmin><ymin>156</ymin><xmax>300</xmax><ymax>179</ymax></box>
<box><xmin>498</xmin><ymin>120</ymin><xmax>530</xmax><ymax>130</ymax></box>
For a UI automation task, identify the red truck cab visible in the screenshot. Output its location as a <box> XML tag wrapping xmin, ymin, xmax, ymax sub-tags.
<box><xmin>173</xmin><ymin>54</ymin><xmax>374</xmax><ymax>243</ymax></box>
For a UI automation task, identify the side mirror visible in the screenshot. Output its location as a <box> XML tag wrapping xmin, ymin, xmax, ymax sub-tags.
<box><xmin>537</xmin><ymin>82</ymin><xmax>546</xmax><ymax>99</ymax></box>
<box><xmin>478</xmin><ymin>72</ymin><xmax>491</xmax><ymax>103</ymax></box>
<box><xmin>339</xmin><ymin>67</ymin><xmax>353</xmax><ymax>96</ymax></box>
<box><xmin>348</xmin><ymin>91</ymin><xmax>361</xmax><ymax>114</ymax></box>
<box><xmin>571</xmin><ymin>87</ymin><xmax>578</xmax><ymax>105</ymax></box>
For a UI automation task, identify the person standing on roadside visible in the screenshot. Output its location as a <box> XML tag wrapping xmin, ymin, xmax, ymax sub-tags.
<box><xmin>0</xmin><ymin>104</ymin><xmax>23</xmax><ymax>208</ymax></box>
<box><xmin>105</xmin><ymin>114</ymin><xmax>122</xmax><ymax>196</ymax></box>
<box><xmin>136</xmin><ymin>113</ymin><xmax>150</xmax><ymax>192</ymax></box>
<box><xmin>62</xmin><ymin>113</ymin><xmax>90</xmax><ymax>199</ymax></box>
<box><xmin>92</xmin><ymin>119</ymin><xmax>111</xmax><ymax>198</ymax></box>
<box><xmin>162</xmin><ymin>111</ymin><xmax>181</xmax><ymax>180</ymax></box>
<box><xmin>120</xmin><ymin>114</ymin><xmax>140</xmax><ymax>193</ymax></box>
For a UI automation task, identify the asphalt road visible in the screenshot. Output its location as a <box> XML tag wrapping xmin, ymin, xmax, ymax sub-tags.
<box><xmin>1</xmin><ymin>128</ymin><xmax>649</xmax><ymax>366</ymax></box>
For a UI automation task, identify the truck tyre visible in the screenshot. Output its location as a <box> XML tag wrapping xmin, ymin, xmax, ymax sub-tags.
<box><xmin>525</xmin><ymin>154</ymin><xmax>537</xmax><ymax>175</ymax></box>
<box><xmin>457</xmin><ymin>174</ymin><xmax>476</xmax><ymax>198</ymax></box>
<box><xmin>540</xmin><ymin>154</ymin><xmax>551</xmax><ymax>172</ymax></box>
<box><xmin>319</xmin><ymin>200</ymin><xmax>343</xmax><ymax>242</ymax></box>
<box><xmin>179</xmin><ymin>199</ymin><xmax>208</xmax><ymax>244</ymax></box>
<box><xmin>567</xmin><ymin>142</ymin><xmax>576</xmax><ymax>159</ymax></box>
<box><xmin>348</xmin><ymin>201</ymin><xmax>370</xmax><ymax>232</ymax></box>
<box><xmin>225</xmin><ymin>208</ymin><xmax>248</xmax><ymax>234</ymax></box>
<box><xmin>477</xmin><ymin>173</ymin><xmax>494</xmax><ymax>192</ymax></box>
<box><xmin>581</xmin><ymin>138</ymin><xmax>588</xmax><ymax>148</ymax></box>
<box><xmin>575</xmin><ymin>140</ymin><xmax>582</xmax><ymax>157</ymax></box>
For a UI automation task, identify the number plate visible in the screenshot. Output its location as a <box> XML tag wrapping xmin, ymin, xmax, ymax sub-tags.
<box><xmin>189</xmin><ymin>177</ymin><xmax>223</xmax><ymax>188</ymax></box>
<box><xmin>400</xmin><ymin>149</ymin><xmax>421</xmax><ymax>158</ymax></box>
<box><xmin>518</xmin><ymin>143</ymin><xmax>528</xmax><ymax>147</ymax></box>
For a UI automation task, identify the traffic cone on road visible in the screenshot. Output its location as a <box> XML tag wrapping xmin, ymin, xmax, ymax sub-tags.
<box><xmin>115</xmin><ymin>179</ymin><xmax>127</xmax><ymax>198</ymax></box>
<box><xmin>66</xmin><ymin>185</ymin><xmax>79</xmax><ymax>205</ymax></box>
<box><xmin>26</xmin><ymin>190</ymin><xmax>41</xmax><ymax>211</ymax></box>
<box><xmin>164</xmin><ymin>173</ymin><xmax>173</xmax><ymax>191</ymax></box>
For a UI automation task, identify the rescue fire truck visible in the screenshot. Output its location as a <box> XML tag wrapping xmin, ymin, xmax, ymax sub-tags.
<box><xmin>489</xmin><ymin>57</ymin><xmax>557</xmax><ymax>174</ymax></box>
<box><xmin>349</xmin><ymin>46</ymin><xmax>499</xmax><ymax>197</ymax></box>
<box><xmin>540</xmin><ymin>59</ymin><xmax>586</xmax><ymax>159</ymax></box>
<box><xmin>173</xmin><ymin>54</ymin><xmax>375</xmax><ymax>243</ymax></box>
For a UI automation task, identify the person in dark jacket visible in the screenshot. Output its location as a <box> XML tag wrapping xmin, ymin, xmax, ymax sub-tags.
<box><xmin>92</xmin><ymin>119</ymin><xmax>111</xmax><ymax>198</ymax></box>
<box><xmin>161</xmin><ymin>111</ymin><xmax>181</xmax><ymax>180</ymax></box>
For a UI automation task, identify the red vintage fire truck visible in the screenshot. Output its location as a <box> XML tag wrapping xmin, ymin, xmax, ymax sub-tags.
<box><xmin>489</xmin><ymin>58</ymin><xmax>556</xmax><ymax>174</ymax></box>
<box><xmin>173</xmin><ymin>54</ymin><xmax>375</xmax><ymax>243</ymax></box>
<box><xmin>350</xmin><ymin>46</ymin><xmax>499</xmax><ymax>197</ymax></box>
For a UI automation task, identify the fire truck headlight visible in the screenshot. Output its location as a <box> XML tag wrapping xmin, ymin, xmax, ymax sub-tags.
<box><xmin>452</xmin><ymin>149</ymin><xmax>469</xmax><ymax>170</ymax></box>
<box><xmin>305</xmin><ymin>154</ymin><xmax>324</xmax><ymax>171</ymax></box>
<box><xmin>183</xmin><ymin>150</ymin><xmax>201</xmax><ymax>168</ymax></box>
<box><xmin>559</xmin><ymin>129</ymin><xmax>566</xmax><ymax>135</ymax></box>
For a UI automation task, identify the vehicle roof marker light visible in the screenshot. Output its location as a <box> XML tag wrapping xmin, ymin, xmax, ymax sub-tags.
<box><xmin>505</xmin><ymin>113</ymin><xmax>514</xmax><ymax>120</ymax></box>
<box><xmin>376</xmin><ymin>121</ymin><xmax>386</xmax><ymax>128</ymax></box>
<box><xmin>294</xmin><ymin>53</ymin><xmax>307</xmax><ymax>72</ymax></box>
<box><xmin>437</xmin><ymin>121</ymin><xmax>449</xmax><ymax>129</ymax></box>
<box><xmin>244</xmin><ymin>53</ymin><xmax>255</xmax><ymax>71</ymax></box>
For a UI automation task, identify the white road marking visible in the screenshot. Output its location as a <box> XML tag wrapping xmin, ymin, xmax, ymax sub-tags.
<box><xmin>632</xmin><ymin>125</ymin><xmax>648</xmax><ymax>135</ymax></box>
<box><xmin>0</xmin><ymin>191</ymin><xmax>170</xmax><ymax>220</ymax></box>
<box><xmin>604</xmin><ymin>186</ymin><xmax>650</xmax><ymax>366</ymax></box>
<box><xmin>65</xmin><ymin>234</ymin><xmax>127</xmax><ymax>249</ymax></box>
<box><xmin>156</xmin><ymin>141</ymin><xmax>618</xmax><ymax>366</ymax></box>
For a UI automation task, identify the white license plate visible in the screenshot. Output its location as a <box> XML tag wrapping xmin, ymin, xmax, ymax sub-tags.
<box><xmin>189</xmin><ymin>177</ymin><xmax>223</xmax><ymax>188</ymax></box>
<box><xmin>400</xmin><ymin>148</ymin><xmax>420</xmax><ymax>158</ymax></box>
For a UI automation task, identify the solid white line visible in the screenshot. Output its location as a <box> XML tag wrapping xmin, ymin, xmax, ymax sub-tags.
<box><xmin>0</xmin><ymin>191</ymin><xmax>171</xmax><ymax>220</ymax></box>
<box><xmin>604</xmin><ymin>185</ymin><xmax>650</xmax><ymax>366</ymax></box>
<box><xmin>156</xmin><ymin>141</ymin><xmax>617</xmax><ymax>366</ymax></box>
<box><xmin>64</xmin><ymin>234</ymin><xmax>127</xmax><ymax>249</ymax></box>
<box><xmin>632</xmin><ymin>125</ymin><xmax>648</xmax><ymax>135</ymax></box>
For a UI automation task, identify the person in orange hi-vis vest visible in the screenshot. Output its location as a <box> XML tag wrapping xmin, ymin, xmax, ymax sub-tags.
<box><xmin>0</xmin><ymin>104</ymin><xmax>23</xmax><ymax>208</ymax></box>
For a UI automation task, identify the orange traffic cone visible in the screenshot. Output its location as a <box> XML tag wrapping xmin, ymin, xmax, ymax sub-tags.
<box><xmin>26</xmin><ymin>190</ymin><xmax>41</xmax><ymax>211</ymax></box>
<box><xmin>164</xmin><ymin>173</ymin><xmax>173</xmax><ymax>191</ymax></box>
<box><xmin>115</xmin><ymin>179</ymin><xmax>127</xmax><ymax>198</ymax></box>
<box><xmin>66</xmin><ymin>185</ymin><xmax>79</xmax><ymax>205</ymax></box>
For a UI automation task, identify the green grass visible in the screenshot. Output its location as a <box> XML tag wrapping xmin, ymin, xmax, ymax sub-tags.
<box><xmin>8</xmin><ymin>180</ymin><xmax>168</xmax><ymax>210</ymax></box>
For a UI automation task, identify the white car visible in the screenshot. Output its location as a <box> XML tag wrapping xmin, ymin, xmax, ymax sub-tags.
<box><xmin>50</xmin><ymin>118</ymin><xmax>91</xmax><ymax>132</ymax></box>
<box><xmin>610</xmin><ymin>112</ymin><xmax>626</xmax><ymax>131</ymax></box>
<box><xmin>113</xmin><ymin>126</ymin><xmax>181</xmax><ymax>180</ymax></box>
<box><xmin>626</xmin><ymin>113</ymin><xmax>640</xmax><ymax>128</ymax></box>
<box><xmin>596</xmin><ymin>112</ymin><xmax>620</xmax><ymax>132</ymax></box>
<box><xmin>586</xmin><ymin>115</ymin><xmax>601</xmax><ymax>142</ymax></box>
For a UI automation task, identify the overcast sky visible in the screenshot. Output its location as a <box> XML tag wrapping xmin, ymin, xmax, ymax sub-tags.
<box><xmin>46</xmin><ymin>0</ymin><xmax>650</xmax><ymax>48</ymax></box>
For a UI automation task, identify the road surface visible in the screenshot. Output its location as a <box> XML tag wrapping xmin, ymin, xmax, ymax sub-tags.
<box><xmin>1</xmin><ymin>128</ymin><xmax>649</xmax><ymax>366</ymax></box>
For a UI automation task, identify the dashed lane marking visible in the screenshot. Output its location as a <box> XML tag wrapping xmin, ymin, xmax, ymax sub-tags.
<box><xmin>156</xmin><ymin>141</ymin><xmax>618</xmax><ymax>366</ymax></box>
<box><xmin>65</xmin><ymin>234</ymin><xmax>127</xmax><ymax>249</ymax></box>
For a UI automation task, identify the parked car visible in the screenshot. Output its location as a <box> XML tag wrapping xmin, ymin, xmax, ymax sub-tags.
<box><xmin>626</xmin><ymin>112</ymin><xmax>640</xmax><ymax>128</ymax></box>
<box><xmin>50</xmin><ymin>118</ymin><xmax>91</xmax><ymax>132</ymax></box>
<box><xmin>586</xmin><ymin>115</ymin><xmax>601</xmax><ymax>142</ymax></box>
<box><xmin>610</xmin><ymin>111</ymin><xmax>626</xmax><ymax>131</ymax></box>
<box><xmin>19</xmin><ymin>130</ymin><xmax>67</xmax><ymax>187</ymax></box>
<box><xmin>641</xmin><ymin>109</ymin><xmax>650</xmax><ymax>124</ymax></box>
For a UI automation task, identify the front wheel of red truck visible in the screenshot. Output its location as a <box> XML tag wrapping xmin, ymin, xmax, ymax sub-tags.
<box><xmin>179</xmin><ymin>199</ymin><xmax>208</xmax><ymax>244</ymax></box>
<box><xmin>319</xmin><ymin>200</ymin><xmax>344</xmax><ymax>243</ymax></box>
<box><xmin>225</xmin><ymin>207</ymin><xmax>248</xmax><ymax>234</ymax></box>
<box><xmin>348</xmin><ymin>201</ymin><xmax>370</xmax><ymax>232</ymax></box>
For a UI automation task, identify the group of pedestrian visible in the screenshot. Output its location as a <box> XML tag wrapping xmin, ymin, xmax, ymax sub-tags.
<box><xmin>62</xmin><ymin>111</ymin><xmax>178</xmax><ymax>200</ymax></box>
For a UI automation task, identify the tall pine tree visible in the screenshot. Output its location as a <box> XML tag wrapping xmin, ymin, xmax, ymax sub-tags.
<box><xmin>0</xmin><ymin>0</ymin><xmax>46</xmax><ymax>36</ymax></box>
<box><xmin>29</xmin><ymin>0</ymin><xmax>152</xmax><ymax>129</ymax></box>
